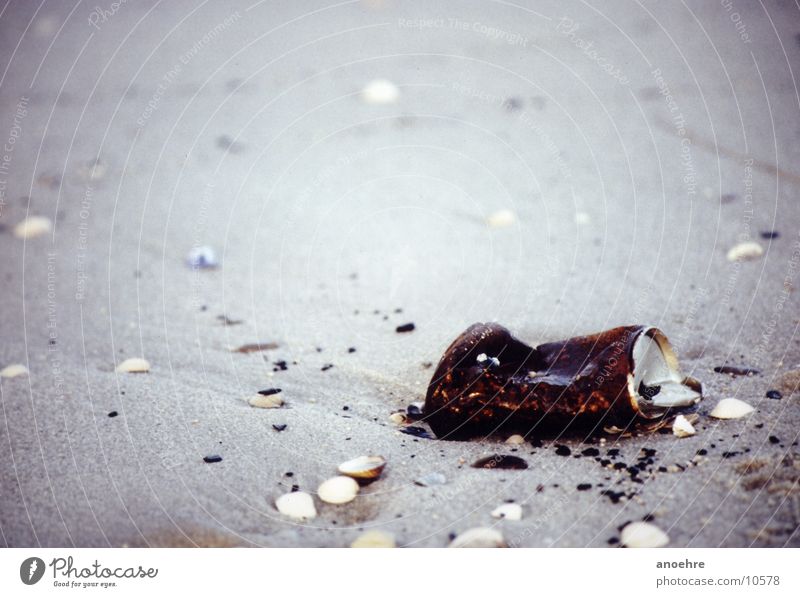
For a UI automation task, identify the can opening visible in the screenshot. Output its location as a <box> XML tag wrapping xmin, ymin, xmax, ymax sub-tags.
<box><xmin>631</xmin><ymin>329</ymin><xmax>702</xmax><ymax>417</ymax></box>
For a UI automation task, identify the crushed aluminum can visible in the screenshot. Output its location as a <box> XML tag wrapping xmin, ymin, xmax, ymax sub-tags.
<box><xmin>423</xmin><ymin>323</ymin><xmax>702</xmax><ymax>440</ymax></box>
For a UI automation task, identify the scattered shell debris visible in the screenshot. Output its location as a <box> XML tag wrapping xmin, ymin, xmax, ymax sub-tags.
<box><xmin>672</xmin><ymin>415</ymin><xmax>696</xmax><ymax>438</ymax></box>
<box><xmin>351</xmin><ymin>530</ymin><xmax>395</xmax><ymax>548</ymax></box>
<box><xmin>620</xmin><ymin>521</ymin><xmax>669</xmax><ymax>548</ymax></box>
<box><xmin>414</xmin><ymin>472</ymin><xmax>446</xmax><ymax>487</ymax></box>
<box><xmin>360</xmin><ymin>79</ymin><xmax>399</xmax><ymax>104</ymax></box>
<box><xmin>317</xmin><ymin>476</ymin><xmax>359</xmax><ymax>504</ymax></box>
<box><xmin>449</xmin><ymin>527</ymin><xmax>507</xmax><ymax>548</ymax></box>
<box><xmin>185</xmin><ymin>246</ymin><xmax>219</xmax><ymax>269</ymax></box>
<box><xmin>726</xmin><ymin>241</ymin><xmax>764</xmax><ymax>262</ymax></box>
<box><xmin>13</xmin><ymin>216</ymin><xmax>52</xmax><ymax>239</ymax></box>
<box><xmin>115</xmin><ymin>358</ymin><xmax>150</xmax><ymax>373</ymax></box>
<box><xmin>486</xmin><ymin>209</ymin><xmax>516</xmax><ymax>228</ymax></box>
<box><xmin>0</xmin><ymin>364</ymin><xmax>29</xmax><ymax>378</ymax></box>
<box><xmin>491</xmin><ymin>503</ymin><xmax>522</xmax><ymax>521</ymax></box>
<box><xmin>709</xmin><ymin>398</ymin><xmax>754</xmax><ymax>419</ymax></box>
<box><xmin>248</xmin><ymin>394</ymin><xmax>284</xmax><ymax>409</ymax></box>
<box><xmin>275</xmin><ymin>491</ymin><xmax>317</xmax><ymax>521</ymax></box>
<box><xmin>337</xmin><ymin>455</ymin><xmax>386</xmax><ymax>482</ymax></box>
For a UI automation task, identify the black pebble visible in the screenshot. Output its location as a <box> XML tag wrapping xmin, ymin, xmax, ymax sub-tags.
<box><xmin>555</xmin><ymin>444</ymin><xmax>571</xmax><ymax>456</ymax></box>
<box><xmin>321</xmin><ymin>363</ymin><xmax>334</xmax><ymax>371</ymax></box>
<box><xmin>766</xmin><ymin>389</ymin><xmax>782</xmax><ymax>400</ymax></box>
<box><xmin>581</xmin><ymin>447</ymin><xmax>600</xmax><ymax>457</ymax></box>
<box><xmin>284</xmin><ymin>471</ymin><xmax>294</xmax><ymax>477</ymax></box>
<box><xmin>577</xmin><ymin>483</ymin><xmax>592</xmax><ymax>491</ymax></box>
<box><xmin>272</xmin><ymin>424</ymin><xmax>287</xmax><ymax>432</ymax></box>
<box><xmin>342</xmin><ymin>405</ymin><xmax>349</xmax><ymax>411</ymax></box>
<box><xmin>396</xmin><ymin>322</ymin><xmax>415</xmax><ymax>333</ymax></box>
<box><xmin>203</xmin><ymin>455</ymin><xmax>223</xmax><ymax>464</ymax></box>
<box><xmin>769</xmin><ymin>435</ymin><xmax>780</xmax><ymax>444</ymax></box>
<box><xmin>258</xmin><ymin>388</ymin><xmax>282</xmax><ymax>396</ymax></box>
<box><xmin>760</xmin><ymin>230</ymin><xmax>779</xmax><ymax>239</ymax></box>
<box><xmin>348</xmin><ymin>347</ymin><xmax>356</xmax><ymax>353</ymax></box>
<box><xmin>107</xmin><ymin>411</ymin><xmax>118</xmax><ymax>418</ymax></box>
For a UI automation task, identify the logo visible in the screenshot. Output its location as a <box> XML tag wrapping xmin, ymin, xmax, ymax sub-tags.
<box><xmin>20</xmin><ymin>557</ymin><xmax>45</xmax><ymax>585</ymax></box>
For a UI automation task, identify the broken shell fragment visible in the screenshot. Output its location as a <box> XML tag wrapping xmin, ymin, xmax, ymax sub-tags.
<box><xmin>115</xmin><ymin>358</ymin><xmax>150</xmax><ymax>373</ymax></box>
<box><xmin>424</xmin><ymin>323</ymin><xmax>702</xmax><ymax>440</ymax></box>
<box><xmin>620</xmin><ymin>521</ymin><xmax>669</xmax><ymax>548</ymax></box>
<box><xmin>13</xmin><ymin>216</ymin><xmax>52</xmax><ymax>239</ymax></box>
<box><xmin>448</xmin><ymin>527</ymin><xmax>507</xmax><ymax>548</ymax></box>
<box><xmin>491</xmin><ymin>503</ymin><xmax>522</xmax><ymax>521</ymax></box>
<box><xmin>361</xmin><ymin>79</ymin><xmax>399</xmax><ymax>104</ymax></box>
<box><xmin>726</xmin><ymin>241</ymin><xmax>763</xmax><ymax>262</ymax></box>
<box><xmin>672</xmin><ymin>414</ymin><xmax>696</xmax><ymax>438</ymax></box>
<box><xmin>317</xmin><ymin>476</ymin><xmax>359</xmax><ymax>504</ymax></box>
<box><xmin>414</xmin><ymin>472</ymin><xmax>446</xmax><ymax>487</ymax></box>
<box><xmin>0</xmin><ymin>364</ymin><xmax>29</xmax><ymax>378</ymax></box>
<box><xmin>471</xmin><ymin>454</ymin><xmax>528</xmax><ymax>470</ymax></box>
<box><xmin>486</xmin><ymin>209</ymin><xmax>516</xmax><ymax>228</ymax></box>
<box><xmin>337</xmin><ymin>455</ymin><xmax>386</xmax><ymax>481</ymax></box>
<box><xmin>350</xmin><ymin>530</ymin><xmax>395</xmax><ymax>548</ymax></box>
<box><xmin>389</xmin><ymin>412</ymin><xmax>407</xmax><ymax>425</ymax></box>
<box><xmin>248</xmin><ymin>394</ymin><xmax>284</xmax><ymax>409</ymax></box>
<box><xmin>709</xmin><ymin>398</ymin><xmax>754</xmax><ymax>419</ymax></box>
<box><xmin>505</xmin><ymin>434</ymin><xmax>526</xmax><ymax>445</ymax></box>
<box><xmin>275</xmin><ymin>491</ymin><xmax>317</xmax><ymax>521</ymax></box>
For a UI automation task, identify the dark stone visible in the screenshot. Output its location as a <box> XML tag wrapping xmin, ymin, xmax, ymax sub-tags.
<box><xmin>203</xmin><ymin>455</ymin><xmax>223</xmax><ymax>464</ymax></box>
<box><xmin>471</xmin><ymin>454</ymin><xmax>528</xmax><ymax>470</ymax></box>
<box><xmin>396</xmin><ymin>322</ymin><xmax>416</xmax><ymax>333</ymax></box>
<box><xmin>766</xmin><ymin>390</ymin><xmax>782</xmax><ymax>400</ymax></box>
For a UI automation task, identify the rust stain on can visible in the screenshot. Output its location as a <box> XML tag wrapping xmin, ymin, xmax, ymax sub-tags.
<box><xmin>423</xmin><ymin>323</ymin><xmax>702</xmax><ymax>440</ymax></box>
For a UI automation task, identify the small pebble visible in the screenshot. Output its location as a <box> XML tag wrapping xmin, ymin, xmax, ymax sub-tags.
<box><xmin>115</xmin><ymin>358</ymin><xmax>150</xmax><ymax>373</ymax></box>
<box><xmin>672</xmin><ymin>415</ymin><xmax>696</xmax><ymax>438</ymax></box>
<box><xmin>13</xmin><ymin>216</ymin><xmax>52</xmax><ymax>239</ymax></box>
<box><xmin>769</xmin><ymin>435</ymin><xmax>780</xmax><ymax>444</ymax></box>
<box><xmin>396</xmin><ymin>322</ymin><xmax>415</xmax><ymax>333</ymax></box>
<box><xmin>0</xmin><ymin>364</ymin><xmax>29</xmax><ymax>378</ymax></box>
<box><xmin>317</xmin><ymin>476</ymin><xmax>359</xmax><ymax>504</ymax></box>
<box><xmin>709</xmin><ymin>398</ymin><xmax>754</xmax><ymax>419</ymax></box>
<box><xmin>351</xmin><ymin>530</ymin><xmax>395</xmax><ymax>548</ymax></box>
<box><xmin>185</xmin><ymin>246</ymin><xmax>219</xmax><ymax>269</ymax></box>
<box><xmin>203</xmin><ymin>454</ymin><xmax>222</xmax><ymax>463</ymax></box>
<box><xmin>766</xmin><ymin>389</ymin><xmax>782</xmax><ymax>400</ymax></box>
<box><xmin>491</xmin><ymin>503</ymin><xmax>522</xmax><ymax>520</ymax></box>
<box><xmin>107</xmin><ymin>411</ymin><xmax>118</xmax><ymax>418</ymax></box>
<box><xmin>361</xmin><ymin>79</ymin><xmax>400</xmax><ymax>104</ymax></box>
<box><xmin>248</xmin><ymin>394</ymin><xmax>284</xmax><ymax>409</ymax></box>
<box><xmin>760</xmin><ymin>230</ymin><xmax>779</xmax><ymax>239</ymax></box>
<box><xmin>414</xmin><ymin>472</ymin><xmax>446</xmax><ymax>487</ymax></box>
<box><xmin>577</xmin><ymin>483</ymin><xmax>592</xmax><ymax>491</ymax></box>
<box><xmin>726</xmin><ymin>241</ymin><xmax>763</xmax><ymax>262</ymax></box>
<box><xmin>486</xmin><ymin>209</ymin><xmax>516</xmax><ymax>228</ymax></box>
<box><xmin>620</xmin><ymin>521</ymin><xmax>669</xmax><ymax>548</ymax></box>
<box><xmin>505</xmin><ymin>434</ymin><xmax>526</xmax><ymax>445</ymax></box>
<box><xmin>555</xmin><ymin>444</ymin><xmax>571</xmax><ymax>456</ymax></box>
<box><xmin>275</xmin><ymin>491</ymin><xmax>317</xmax><ymax>521</ymax></box>
<box><xmin>449</xmin><ymin>527</ymin><xmax>507</xmax><ymax>548</ymax></box>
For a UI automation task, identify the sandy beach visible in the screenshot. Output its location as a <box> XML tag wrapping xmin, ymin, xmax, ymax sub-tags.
<box><xmin>1</xmin><ymin>0</ymin><xmax>799</xmax><ymax>547</ymax></box>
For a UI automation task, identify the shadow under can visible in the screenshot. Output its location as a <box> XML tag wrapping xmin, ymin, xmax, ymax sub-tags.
<box><xmin>423</xmin><ymin>323</ymin><xmax>702</xmax><ymax>440</ymax></box>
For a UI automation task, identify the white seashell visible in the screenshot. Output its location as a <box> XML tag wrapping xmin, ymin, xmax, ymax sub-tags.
<box><xmin>414</xmin><ymin>472</ymin><xmax>446</xmax><ymax>487</ymax></box>
<box><xmin>350</xmin><ymin>530</ymin><xmax>395</xmax><ymax>548</ymax></box>
<box><xmin>389</xmin><ymin>412</ymin><xmax>407</xmax><ymax>425</ymax></box>
<box><xmin>672</xmin><ymin>414</ymin><xmax>696</xmax><ymax>438</ymax></box>
<box><xmin>275</xmin><ymin>491</ymin><xmax>317</xmax><ymax>521</ymax></box>
<box><xmin>505</xmin><ymin>434</ymin><xmax>525</xmax><ymax>445</ymax></box>
<box><xmin>491</xmin><ymin>503</ymin><xmax>522</xmax><ymax>521</ymax></box>
<box><xmin>449</xmin><ymin>527</ymin><xmax>507</xmax><ymax>548</ymax></box>
<box><xmin>620</xmin><ymin>521</ymin><xmax>669</xmax><ymax>548</ymax></box>
<box><xmin>727</xmin><ymin>241</ymin><xmax>763</xmax><ymax>262</ymax></box>
<box><xmin>115</xmin><ymin>358</ymin><xmax>150</xmax><ymax>373</ymax></box>
<box><xmin>0</xmin><ymin>364</ymin><xmax>29</xmax><ymax>378</ymax></box>
<box><xmin>317</xmin><ymin>476</ymin><xmax>359</xmax><ymax>504</ymax></box>
<box><xmin>486</xmin><ymin>209</ymin><xmax>516</xmax><ymax>228</ymax></box>
<box><xmin>338</xmin><ymin>455</ymin><xmax>386</xmax><ymax>480</ymax></box>
<box><xmin>361</xmin><ymin>79</ymin><xmax>399</xmax><ymax>104</ymax></box>
<box><xmin>709</xmin><ymin>398</ymin><xmax>754</xmax><ymax>419</ymax></box>
<box><xmin>248</xmin><ymin>394</ymin><xmax>283</xmax><ymax>409</ymax></box>
<box><xmin>13</xmin><ymin>216</ymin><xmax>52</xmax><ymax>239</ymax></box>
